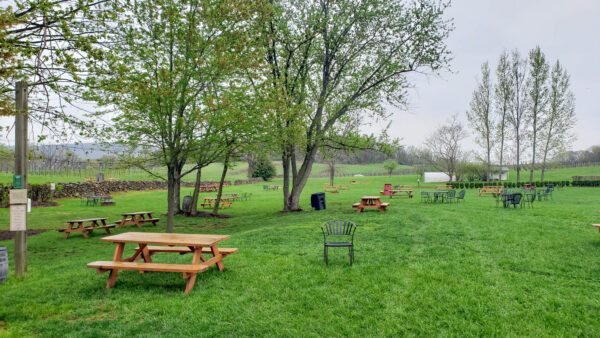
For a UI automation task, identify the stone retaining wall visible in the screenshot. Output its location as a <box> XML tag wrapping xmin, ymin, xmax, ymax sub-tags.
<box><xmin>52</xmin><ymin>180</ymin><xmax>231</xmax><ymax>199</ymax></box>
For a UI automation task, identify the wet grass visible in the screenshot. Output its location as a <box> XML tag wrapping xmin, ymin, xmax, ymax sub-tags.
<box><xmin>0</xmin><ymin>175</ymin><xmax>599</xmax><ymax>336</ymax></box>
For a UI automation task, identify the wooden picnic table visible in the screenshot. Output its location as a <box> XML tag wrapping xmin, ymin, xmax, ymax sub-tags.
<box><xmin>87</xmin><ymin>232</ymin><xmax>237</xmax><ymax>294</ymax></box>
<box><xmin>199</xmin><ymin>185</ymin><xmax>218</xmax><ymax>192</ymax></box>
<box><xmin>201</xmin><ymin>197</ymin><xmax>233</xmax><ymax>209</ymax></box>
<box><xmin>352</xmin><ymin>196</ymin><xmax>389</xmax><ymax>213</ymax></box>
<box><xmin>221</xmin><ymin>193</ymin><xmax>238</xmax><ymax>200</ymax></box>
<box><xmin>58</xmin><ymin>217</ymin><xmax>115</xmax><ymax>239</ymax></box>
<box><xmin>115</xmin><ymin>212</ymin><xmax>159</xmax><ymax>228</ymax></box>
<box><xmin>389</xmin><ymin>189</ymin><xmax>413</xmax><ymax>198</ymax></box>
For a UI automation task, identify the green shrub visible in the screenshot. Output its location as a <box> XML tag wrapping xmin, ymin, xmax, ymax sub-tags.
<box><xmin>252</xmin><ymin>154</ymin><xmax>276</xmax><ymax>181</ymax></box>
<box><xmin>29</xmin><ymin>184</ymin><xmax>52</xmax><ymax>202</ymax></box>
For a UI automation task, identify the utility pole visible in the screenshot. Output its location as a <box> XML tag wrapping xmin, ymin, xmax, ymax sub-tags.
<box><xmin>14</xmin><ymin>81</ymin><xmax>28</xmax><ymax>276</ymax></box>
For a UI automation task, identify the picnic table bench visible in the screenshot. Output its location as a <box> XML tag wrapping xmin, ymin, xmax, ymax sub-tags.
<box><xmin>199</xmin><ymin>185</ymin><xmax>218</xmax><ymax>192</ymax></box>
<box><xmin>114</xmin><ymin>212</ymin><xmax>159</xmax><ymax>228</ymax></box>
<box><xmin>87</xmin><ymin>232</ymin><xmax>237</xmax><ymax>294</ymax></box>
<box><xmin>58</xmin><ymin>218</ymin><xmax>115</xmax><ymax>239</ymax></box>
<box><xmin>478</xmin><ymin>186</ymin><xmax>503</xmax><ymax>196</ymax></box>
<box><xmin>436</xmin><ymin>185</ymin><xmax>453</xmax><ymax>190</ymax></box>
<box><xmin>390</xmin><ymin>189</ymin><xmax>413</xmax><ymax>198</ymax></box>
<box><xmin>352</xmin><ymin>196</ymin><xmax>389</xmax><ymax>213</ymax></box>
<box><xmin>324</xmin><ymin>185</ymin><xmax>339</xmax><ymax>193</ymax></box>
<box><xmin>221</xmin><ymin>193</ymin><xmax>238</xmax><ymax>200</ymax></box>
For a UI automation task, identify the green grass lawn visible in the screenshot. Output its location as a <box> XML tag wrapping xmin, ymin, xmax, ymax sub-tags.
<box><xmin>1</xmin><ymin>175</ymin><xmax>600</xmax><ymax>336</ymax></box>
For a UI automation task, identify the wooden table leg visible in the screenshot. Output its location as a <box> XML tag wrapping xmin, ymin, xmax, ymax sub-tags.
<box><xmin>64</xmin><ymin>222</ymin><xmax>74</xmax><ymax>239</ymax></box>
<box><xmin>135</xmin><ymin>216</ymin><xmax>142</xmax><ymax>228</ymax></box>
<box><xmin>211</xmin><ymin>245</ymin><xmax>224</xmax><ymax>271</ymax></box>
<box><xmin>80</xmin><ymin>222</ymin><xmax>89</xmax><ymax>238</ymax></box>
<box><xmin>188</xmin><ymin>246</ymin><xmax>206</xmax><ymax>262</ymax></box>
<box><xmin>100</xmin><ymin>219</ymin><xmax>111</xmax><ymax>234</ymax></box>
<box><xmin>118</xmin><ymin>216</ymin><xmax>127</xmax><ymax>228</ymax></box>
<box><xmin>184</xmin><ymin>247</ymin><xmax>203</xmax><ymax>294</ymax></box>
<box><xmin>107</xmin><ymin>243</ymin><xmax>125</xmax><ymax>289</ymax></box>
<box><xmin>139</xmin><ymin>244</ymin><xmax>152</xmax><ymax>274</ymax></box>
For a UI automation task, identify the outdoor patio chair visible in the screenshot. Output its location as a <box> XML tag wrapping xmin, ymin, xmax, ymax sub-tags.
<box><xmin>455</xmin><ymin>189</ymin><xmax>466</xmax><ymax>202</ymax></box>
<box><xmin>546</xmin><ymin>187</ymin><xmax>553</xmax><ymax>200</ymax></box>
<box><xmin>522</xmin><ymin>192</ymin><xmax>536</xmax><ymax>208</ymax></box>
<box><xmin>420</xmin><ymin>191</ymin><xmax>431</xmax><ymax>203</ymax></box>
<box><xmin>321</xmin><ymin>220</ymin><xmax>357</xmax><ymax>266</ymax></box>
<box><xmin>508</xmin><ymin>193</ymin><xmax>522</xmax><ymax>208</ymax></box>
<box><xmin>493</xmin><ymin>193</ymin><xmax>501</xmax><ymax>208</ymax></box>
<box><xmin>446</xmin><ymin>189</ymin><xmax>456</xmax><ymax>202</ymax></box>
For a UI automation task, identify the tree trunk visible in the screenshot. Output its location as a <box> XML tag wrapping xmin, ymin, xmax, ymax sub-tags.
<box><xmin>212</xmin><ymin>152</ymin><xmax>230</xmax><ymax>215</ymax></box>
<box><xmin>328</xmin><ymin>160</ymin><xmax>335</xmax><ymax>186</ymax></box>
<box><xmin>516</xmin><ymin>132</ymin><xmax>520</xmax><ymax>183</ymax></box>
<box><xmin>284</xmin><ymin>145</ymin><xmax>318</xmax><ymax>211</ymax></box>
<box><xmin>189</xmin><ymin>166</ymin><xmax>202</xmax><ymax>215</ymax></box>
<box><xmin>174</xmin><ymin>177</ymin><xmax>181</xmax><ymax>213</ymax></box>
<box><xmin>486</xmin><ymin>132</ymin><xmax>491</xmax><ymax>181</ymax></box>
<box><xmin>530</xmin><ymin>116</ymin><xmax>537</xmax><ymax>184</ymax></box>
<box><xmin>282</xmin><ymin>152</ymin><xmax>291</xmax><ymax>211</ymax></box>
<box><xmin>247</xmin><ymin>153</ymin><xmax>256</xmax><ymax>179</ymax></box>
<box><xmin>166</xmin><ymin>166</ymin><xmax>176</xmax><ymax>233</ymax></box>
<box><xmin>173</xmin><ymin>160</ymin><xmax>185</xmax><ymax>213</ymax></box>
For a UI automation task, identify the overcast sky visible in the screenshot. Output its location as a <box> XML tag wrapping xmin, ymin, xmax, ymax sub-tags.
<box><xmin>1</xmin><ymin>0</ymin><xmax>598</xmax><ymax>154</ymax></box>
<box><xmin>381</xmin><ymin>0</ymin><xmax>599</xmax><ymax>153</ymax></box>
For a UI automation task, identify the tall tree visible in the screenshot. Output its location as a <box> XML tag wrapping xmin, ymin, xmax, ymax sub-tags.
<box><xmin>85</xmin><ymin>0</ymin><xmax>267</xmax><ymax>232</ymax></box>
<box><xmin>506</xmin><ymin>50</ymin><xmax>529</xmax><ymax>183</ymax></box>
<box><xmin>0</xmin><ymin>0</ymin><xmax>111</xmax><ymax>140</ymax></box>
<box><xmin>424</xmin><ymin>115</ymin><xmax>467</xmax><ymax>182</ymax></box>
<box><xmin>494</xmin><ymin>51</ymin><xmax>512</xmax><ymax>172</ymax></box>
<box><xmin>526</xmin><ymin>46</ymin><xmax>549</xmax><ymax>183</ymax></box>
<box><xmin>466</xmin><ymin>61</ymin><xmax>494</xmax><ymax>179</ymax></box>
<box><xmin>264</xmin><ymin>0</ymin><xmax>452</xmax><ymax>211</ymax></box>
<box><xmin>539</xmin><ymin>60</ymin><xmax>576</xmax><ymax>182</ymax></box>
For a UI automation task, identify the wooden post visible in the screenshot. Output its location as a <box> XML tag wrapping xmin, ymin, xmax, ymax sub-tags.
<box><xmin>14</xmin><ymin>81</ymin><xmax>28</xmax><ymax>276</ymax></box>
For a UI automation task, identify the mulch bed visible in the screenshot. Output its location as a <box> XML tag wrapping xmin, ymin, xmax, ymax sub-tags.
<box><xmin>1</xmin><ymin>201</ymin><xmax>60</xmax><ymax>209</ymax></box>
<box><xmin>0</xmin><ymin>230</ymin><xmax>47</xmax><ymax>242</ymax></box>
<box><xmin>186</xmin><ymin>211</ymin><xmax>232</xmax><ymax>218</ymax></box>
<box><xmin>32</xmin><ymin>201</ymin><xmax>60</xmax><ymax>208</ymax></box>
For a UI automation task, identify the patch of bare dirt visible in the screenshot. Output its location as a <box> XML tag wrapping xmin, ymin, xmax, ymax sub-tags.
<box><xmin>0</xmin><ymin>230</ymin><xmax>47</xmax><ymax>241</ymax></box>
<box><xmin>1</xmin><ymin>201</ymin><xmax>59</xmax><ymax>209</ymax></box>
<box><xmin>32</xmin><ymin>201</ymin><xmax>60</xmax><ymax>208</ymax></box>
<box><xmin>185</xmin><ymin>211</ymin><xmax>232</xmax><ymax>218</ymax></box>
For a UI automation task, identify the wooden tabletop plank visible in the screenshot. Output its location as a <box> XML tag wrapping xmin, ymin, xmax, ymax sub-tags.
<box><xmin>66</xmin><ymin>218</ymin><xmax>108</xmax><ymax>223</ymax></box>
<box><xmin>101</xmin><ymin>232</ymin><xmax>230</xmax><ymax>246</ymax></box>
<box><xmin>121</xmin><ymin>212</ymin><xmax>152</xmax><ymax>216</ymax></box>
<box><xmin>361</xmin><ymin>196</ymin><xmax>380</xmax><ymax>199</ymax></box>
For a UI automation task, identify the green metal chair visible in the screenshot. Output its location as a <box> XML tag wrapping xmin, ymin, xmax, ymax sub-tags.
<box><xmin>522</xmin><ymin>192</ymin><xmax>536</xmax><ymax>208</ymax></box>
<box><xmin>321</xmin><ymin>220</ymin><xmax>357</xmax><ymax>266</ymax></box>
<box><xmin>421</xmin><ymin>191</ymin><xmax>431</xmax><ymax>203</ymax></box>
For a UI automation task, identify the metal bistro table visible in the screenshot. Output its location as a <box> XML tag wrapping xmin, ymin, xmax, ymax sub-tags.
<box><xmin>86</xmin><ymin>195</ymin><xmax>110</xmax><ymax>206</ymax></box>
<box><xmin>501</xmin><ymin>192</ymin><xmax>523</xmax><ymax>208</ymax></box>
<box><xmin>422</xmin><ymin>190</ymin><xmax>449</xmax><ymax>203</ymax></box>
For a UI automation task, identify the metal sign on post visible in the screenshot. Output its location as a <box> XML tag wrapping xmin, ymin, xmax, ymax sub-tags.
<box><xmin>9</xmin><ymin>190</ymin><xmax>27</xmax><ymax>231</ymax></box>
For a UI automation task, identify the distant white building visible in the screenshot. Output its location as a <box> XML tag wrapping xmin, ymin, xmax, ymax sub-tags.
<box><xmin>489</xmin><ymin>167</ymin><xmax>510</xmax><ymax>181</ymax></box>
<box><xmin>424</xmin><ymin>172</ymin><xmax>455</xmax><ymax>183</ymax></box>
